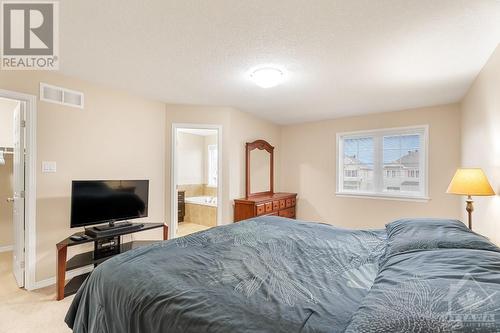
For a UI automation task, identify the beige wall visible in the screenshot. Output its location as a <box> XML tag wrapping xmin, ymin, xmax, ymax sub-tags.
<box><xmin>0</xmin><ymin>155</ymin><xmax>13</xmax><ymax>248</ymax></box>
<box><xmin>165</xmin><ymin>104</ymin><xmax>281</xmax><ymax>225</ymax></box>
<box><xmin>461</xmin><ymin>45</ymin><xmax>500</xmax><ymax>244</ymax></box>
<box><xmin>0</xmin><ymin>71</ymin><xmax>166</xmax><ymax>282</ymax></box>
<box><xmin>177</xmin><ymin>132</ymin><xmax>204</xmax><ymax>185</ymax></box>
<box><xmin>280</xmin><ymin>104</ymin><xmax>462</xmax><ymax>229</ymax></box>
<box><xmin>0</xmin><ymin>98</ymin><xmax>17</xmax><ymax>148</ymax></box>
<box><xmin>177</xmin><ymin>132</ymin><xmax>218</xmax><ymax>187</ymax></box>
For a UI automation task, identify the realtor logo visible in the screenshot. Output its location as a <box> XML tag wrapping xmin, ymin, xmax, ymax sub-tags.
<box><xmin>446</xmin><ymin>273</ymin><xmax>498</xmax><ymax>329</ymax></box>
<box><xmin>1</xmin><ymin>0</ymin><xmax>59</xmax><ymax>70</ymax></box>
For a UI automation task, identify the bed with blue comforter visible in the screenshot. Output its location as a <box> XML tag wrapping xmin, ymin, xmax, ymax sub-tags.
<box><xmin>65</xmin><ymin>217</ymin><xmax>500</xmax><ymax>332</ymax></box>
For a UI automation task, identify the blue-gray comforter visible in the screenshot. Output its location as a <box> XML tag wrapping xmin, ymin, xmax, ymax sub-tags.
<box><xmin>345</xmin><ymin>218</ymin><xmax>500</xmax><ymax>332</ymax></box>
<box><xmin>66</xmin><ymin>217</ymin><xmax>500</xmax><ymax>332</ymax></box>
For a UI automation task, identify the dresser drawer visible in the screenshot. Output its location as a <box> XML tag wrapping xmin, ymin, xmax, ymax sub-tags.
<box><xmin>234</xmin><ymin>193</ymin><xmax>298</xmax><ymax>222</ymax></box>
<box><xmin>256</xmin><ymin>204</ymin><xmax>265</xmax><ymax>216</ymax></box>
<box><xmin>279</xmin><ymin>207</ymin><xmax>295</xmax><ymax>218</ymax></box>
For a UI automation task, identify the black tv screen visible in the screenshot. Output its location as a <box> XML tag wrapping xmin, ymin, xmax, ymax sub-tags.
<box><xmin>71</xmin><ymin>180</ymin><xmax>149</xmax><ymax>228</ymax></box>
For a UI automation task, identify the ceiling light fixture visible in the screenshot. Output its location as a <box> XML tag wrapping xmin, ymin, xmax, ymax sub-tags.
<box><xmin>250</xmin><ymin>67</ymin><xmax>284</xmax><ymax>88</ymax></box>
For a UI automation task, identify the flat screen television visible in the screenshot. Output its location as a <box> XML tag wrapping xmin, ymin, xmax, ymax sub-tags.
<box><xmin>71</xmin><ymin>180</ymin><xmax>149</xmax><ymax>228</ymax></box>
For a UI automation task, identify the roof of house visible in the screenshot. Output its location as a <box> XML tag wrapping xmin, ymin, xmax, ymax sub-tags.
<box><xmin>395</xmin><ymin>150</ymin><xmax>419</xmax><ymax>167</ymax></box>
<box><xmin>344</xmin><ymin>155</ymin><xmax>372</xmax><ymax>169</ymax></box>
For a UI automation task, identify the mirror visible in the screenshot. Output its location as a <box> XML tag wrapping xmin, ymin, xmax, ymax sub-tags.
<box><xmin>246</xmin><ymin>140</ymin><xmax>274</xmax><ymax>198</ymax></box>
<box><xmin>250</xmin><ymin>149</ymin><xmax>271</xmax><ymax>194</ymax></box>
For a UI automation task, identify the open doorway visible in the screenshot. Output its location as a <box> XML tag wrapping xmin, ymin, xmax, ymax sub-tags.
<box><xmin>171</xmin><ymin>124</ymin><xmax>222</xmax><ymax>238</ymax></box>
<box><xmin>0</xmin><ymin>89</ymin><xmax>36</xmax><ymax>291</ymax></box>
<box><xmin>0</xmin><ymin>97</ymin><xmax>24</xmax><ymax>288</ymax></box>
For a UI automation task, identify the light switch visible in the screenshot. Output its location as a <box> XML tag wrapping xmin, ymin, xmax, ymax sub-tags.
<box><xmin>42</xmin><ymin>161</ymin><xmax>57</xmax><ymax>173</ymax></box>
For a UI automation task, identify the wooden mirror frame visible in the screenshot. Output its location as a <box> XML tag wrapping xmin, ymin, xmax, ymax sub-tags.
<box><xmin>245</xmin><ymin>139</ymin><xmax>274</xmax><ymax>198</ymax></box>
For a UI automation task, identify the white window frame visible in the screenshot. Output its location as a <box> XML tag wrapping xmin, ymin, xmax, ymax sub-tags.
<box><xmin>207</xmin><ymin>144</ymin><xmax>218</xmax><ymax>187</ymax></box>
<box><xmin>336</xmin><ymin>125</ymin><xmax>430</xmax><ymax>202</ymax></box>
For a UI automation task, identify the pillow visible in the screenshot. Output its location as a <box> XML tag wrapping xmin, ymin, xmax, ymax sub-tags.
<box><xmin>384</xmin><ymin>218</ymin><xmax>499</xmax><ymax>258</ymax></box>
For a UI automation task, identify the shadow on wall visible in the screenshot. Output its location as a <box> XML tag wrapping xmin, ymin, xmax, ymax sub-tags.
<box><xmin>294</xmin><ymin>198</ymin><xmax>322</xmax><ymax>223</ymax></box>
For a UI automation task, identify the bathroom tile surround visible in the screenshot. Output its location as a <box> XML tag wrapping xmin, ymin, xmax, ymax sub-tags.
<box><xmin>184</xmin><ymin>204</ymin><xmax>216</xmax><ymax>227</ymax></box>
<box><xmin>177</xmin><ymin>184</ymin><xmax>216</xmax><ymax>197</ymax></box>
<box><xmin>177</xmin><ymin>184</ymin><xmax>218</xmax><ymax>230</ymax></box>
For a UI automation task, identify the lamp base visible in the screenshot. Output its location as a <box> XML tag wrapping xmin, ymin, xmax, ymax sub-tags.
<box><xmin>465</xmin><ymin>195</ymin><xmax>474</xmax><ymax>230</ymax></box>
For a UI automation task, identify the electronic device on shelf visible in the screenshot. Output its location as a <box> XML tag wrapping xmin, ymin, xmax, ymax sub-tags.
<box><xmin>94</xmin><ymin>221</ymin><xmax>133</xmax><ymax>231</ymax></box>
<box><xmin>84</xmin><ymin>223</ymin><xmax>144</xmax><ymax>237</ymax></box>
<box><xmin>70</xmin><ymin>179</ymin><xmax>149</xmax><ymax>236</ymax></box>
<box><xmin>94</xmin><ymin>236</ymin><xmax>120</xmax><ymax>259</ymax></box>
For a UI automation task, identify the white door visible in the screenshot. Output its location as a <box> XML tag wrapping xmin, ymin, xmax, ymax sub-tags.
<box><xmin>12</xmin><ymin>101</ymin><xmax>25</xmax><ymax>287</ymax></box>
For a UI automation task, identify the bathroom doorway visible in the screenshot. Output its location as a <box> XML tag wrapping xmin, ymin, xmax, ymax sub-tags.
<box><xmin>171</xmin><ymin>124</ymin><xmax>222</xmax><ymax>238</ymax></box>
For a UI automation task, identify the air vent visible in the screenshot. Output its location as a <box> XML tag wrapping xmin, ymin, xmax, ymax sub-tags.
<box><xmin>40</xmin><ymin>83</ymin><xmax>84</xmax><ymax>109</ymax></box>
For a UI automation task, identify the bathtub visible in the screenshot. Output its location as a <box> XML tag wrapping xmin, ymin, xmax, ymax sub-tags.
<box><xmin>184</xmin><ymin>196</ymin><xmax>217</xmax><ymax>227</ymax></box>
<box><xmin>185</xmin><ymin>196</ymin><xmax>217</xmax><ymax>207</ymax></box>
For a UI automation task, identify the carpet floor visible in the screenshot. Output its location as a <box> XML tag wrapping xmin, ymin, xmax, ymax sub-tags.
<box><xmin>0</xmin><ymin>251</ymin><xmax>73</xmax><ymax>333</ymax></box>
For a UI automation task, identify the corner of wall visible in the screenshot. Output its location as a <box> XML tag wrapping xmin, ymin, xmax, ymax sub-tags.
<box><xmin>457</xmin><ymin>44</ymin><xmax>500</xmax><ymax>243</ymax></box>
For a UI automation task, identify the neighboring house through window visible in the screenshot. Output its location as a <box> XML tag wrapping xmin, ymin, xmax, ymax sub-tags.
<box><xmin>337</xmin><ymin>126</ymin><xmax>429</xmax><ymax>200</ymax></box>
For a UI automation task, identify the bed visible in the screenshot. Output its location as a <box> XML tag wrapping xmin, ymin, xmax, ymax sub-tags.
<box><xmin>65</xmin><ymin>217</ymin><xmax>500</xmax><ymax>332</ymax></box>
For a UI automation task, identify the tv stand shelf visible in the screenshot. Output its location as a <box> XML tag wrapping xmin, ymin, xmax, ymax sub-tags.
<box><xmin>65</xmin><ymin>240</ymin><xmax>157</xmax><ymax>271</ymax></box>
<box><xmin>56</xmin><ymin>223</ymin><xmax>168</xmax><ymax>300</ymax></box>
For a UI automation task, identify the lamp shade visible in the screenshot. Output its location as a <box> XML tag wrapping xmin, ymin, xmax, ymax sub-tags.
<box><xmin>446</xmin><ymin>168</ymin><xmax>495</xmax><ymax>196</ymax></box>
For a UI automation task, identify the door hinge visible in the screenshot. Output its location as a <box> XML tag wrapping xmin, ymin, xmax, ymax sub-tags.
<box><xmin>20</xmin><ymin>261</ymin><xmax>25</xmax><ymax>269</ymax></box>
<box><xmin>20</xmin><ymin>120</ymin><xmax>26</xmax><ymax>128</ymax></box>
<box><xmin>20</xmin><ymin>190</ymin><xmax>25</xmax><ymax>199</ymax></box>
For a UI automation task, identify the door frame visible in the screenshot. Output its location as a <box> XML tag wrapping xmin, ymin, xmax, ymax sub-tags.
<box><xmin>0</xmin><ymin>89</ymin><xmax>37</xmax><ymax>291</ymax></box>
<box><xmin>171</xmin><ymin>123</ymin><xmax>223</xmax><ymax>238</ymax></box>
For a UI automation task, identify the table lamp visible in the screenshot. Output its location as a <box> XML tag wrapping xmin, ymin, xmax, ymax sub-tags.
<box><xmin>446</xmin><ymin>168</ymin><xmax>495</xmax><ymax>229</ymax></box>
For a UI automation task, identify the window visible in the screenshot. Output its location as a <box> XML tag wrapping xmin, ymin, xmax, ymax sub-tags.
<box><xmin>207</xmin><ymin>144</ymin><xmax>218</xmax><ymax>187</ymax></box>
<box><xmin>344</xmin><ymin>170</ymin><xmax>359</xmax><ymax>178</ymax></box>
<box><xmin>337</xmin><ymin>126</ymin><xmax>428</xmax><ymax>200</ymax></box>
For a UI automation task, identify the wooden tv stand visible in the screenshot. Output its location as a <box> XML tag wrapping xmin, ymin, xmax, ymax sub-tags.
<box><xmin>56</xmin><ymin>223</ymin><xmax>168</xmax><ymax>300</ymax></box>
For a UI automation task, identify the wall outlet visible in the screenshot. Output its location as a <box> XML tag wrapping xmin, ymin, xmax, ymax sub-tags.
<box><xmin>42</xmin><ymin>161</ymin><xmax>57</xmax><ymax>173</ymax></box>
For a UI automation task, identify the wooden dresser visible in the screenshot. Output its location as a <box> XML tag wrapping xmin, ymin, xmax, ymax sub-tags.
<box><xmin>235</xmin><ymin>139</ymin><xmax>297</xmax><ymax>222</ymax></box>
<box><xmin>234</xmin><ymin>192</ymin><xmax>297</xmax><ymax>222</ymax></box>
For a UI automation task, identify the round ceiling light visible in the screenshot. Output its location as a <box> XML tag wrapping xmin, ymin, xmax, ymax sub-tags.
<box><xmin>250</xmin><ymin>67</ymin><xmax>284</xmax><ymax>88</ymax></box>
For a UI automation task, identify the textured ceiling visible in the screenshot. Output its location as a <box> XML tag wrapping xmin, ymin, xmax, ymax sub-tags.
<box><xmin>60</xmin><ymin>1</ymin><xmax>500</xmax><ymax>124</ymax></box>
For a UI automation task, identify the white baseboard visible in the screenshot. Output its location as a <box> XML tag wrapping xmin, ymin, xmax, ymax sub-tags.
<box><xmin>0</xmin><ymin>245</ymin><xmax>13</xmax><ymax>253</ymax></box>
<box><xmin>33</xmin><ymin>265</ymin><xmax>94</xmax><ymax>290</ymax></box>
